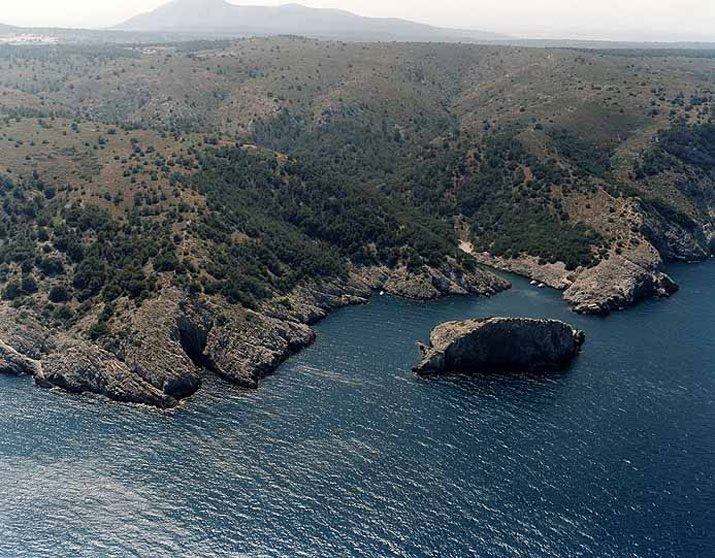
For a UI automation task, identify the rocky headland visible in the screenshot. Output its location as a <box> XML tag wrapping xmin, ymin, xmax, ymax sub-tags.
<box><xmin>458</xmin><ymin>161</ymin><xmax>714</xmax><ymax>316</ymax></box>
<box><xmin>414</xmin><ymin>317</ymin><xmax>585</xmax><ymax>376</ymax></box>
<box><xmin>0</xmin><ymin>260</ymin><xmax>509</xmax><ymax>408</ymax></box>
<box><xmin>464</xmin><ymin>240</ymin><xmax>680</xmax><ymax>316</ymax></box>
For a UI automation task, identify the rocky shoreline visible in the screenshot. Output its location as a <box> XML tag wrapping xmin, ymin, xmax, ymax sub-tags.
<box><xmin>0</xmin><ymin>258</ymin><xmax>509</xmax><ymax>408</ymax></box>
<box><xmin>463</xmin><ymin>242</ymin><xmax>679</xmax><ymax>315</ymax></box>
<box><xmin>459</xmin><ymin>188</ymin><xmax>715</xmax><ymax>316</ymax></box>
<box><xmin>2</xmin><ymin>217</ymin><xmax>707</xmax><ymax>407</ymax></box>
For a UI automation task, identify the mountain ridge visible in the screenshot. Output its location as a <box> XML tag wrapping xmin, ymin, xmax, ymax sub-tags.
<box><xmin>114</xmin><ymin>0</ymin><xmax>507</xmax><ymax>42</ymax></box>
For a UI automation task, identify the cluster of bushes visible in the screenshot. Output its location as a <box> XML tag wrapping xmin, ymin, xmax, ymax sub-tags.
<box><xmin>177</xmin><ymin>138</ymin><xmax>459</xmax><ymax>307</ymax></box>
<box><xmin>250</xmin><ymin>109</ymin><xmax>604</xmax><ymax>273</ymax></box>
<box><xmin>547</xmin><ymin>128</ymin><xmax>613</xmax><ymax>177</ymax></box>
<box><xmin>658</xmin><ymin>122</ymin><xmax>715</xmax><ymax>172</ymax></box>
<box><xmin>0</xmin><ymin>173</ymin><xmax>175</xmax><ymax>309</ymax></box>
<box><xmin>456</xmin><ymin>133</ymin><xmax>603</xmax><ymax>269</ymax></box>
<box><xmin>636</xmin><ymin>122</ymin><xmax>715</xmax><ymax>179</ymax></box>
<box><xmin>390</xmin><ymin>130</ymin><xmax>602</xmax><ymax>270</ymax></box>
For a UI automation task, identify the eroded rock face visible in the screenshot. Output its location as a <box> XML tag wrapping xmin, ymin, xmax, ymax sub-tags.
<box><xmin>0</xmin><ymin>307</ymin><xmax>50</xmax><ymax>377</ymax></box>
<box><xmin>0</xmin><ymin>339</ymin><xmax>43</xmax><ymax>376</ymax></box>
<box><xmin>119</xmin><ymin>292</ymin><xmax>206</xmax><ymax>399</ymax></box>
<box><xmin>206</xmin><ymin>313</ymin><xmax>316</xmax><ymax>388</ymax></box>
<box><xmin>38</xmin><ymin>342</ymin><xmax>176</xmax><ymax>408</ymax></box>
<box><xmin>463</xmin><ymin>241</ymin><xmax>678</xmax><ymax>316</ymax></box>
<box><xmin>353</xmin><ymin>259</ymin><xmax>510</xmax><ymax>300</ymax></box>
<box><xmin>262</xmin><ymin>281</ymin><xmax>370</xmax><ymax>324</ymax></box>
<box><xmin>637</xmin><ymin>200</ymin><xmax>713</xmax><ymax>263</ymax></box>
<box><xmin>0</xmin><ymin>297</ymin><xmax>189</xmax><ymax>408</ymax></box>
<box><xmin>414</xmin><ymin>317</ymin><xmax>585</xmax><ymax>375</ymax></box>
<box><xmin>0</xmin><ymin>307</ymin><xmax>55</xmax><ymax>358</ymax></box>
<box><xmin>563</xmin><ymin>255</ymin><xmax>677</xmax><ymax>315</ymax></box>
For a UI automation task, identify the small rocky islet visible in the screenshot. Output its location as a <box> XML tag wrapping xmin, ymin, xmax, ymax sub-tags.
<box><xmin>414</xmin><ymin>317</ymin><xmax>585</xmax><ymax>376</ymax></box>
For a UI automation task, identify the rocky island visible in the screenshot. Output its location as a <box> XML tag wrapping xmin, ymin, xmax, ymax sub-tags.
<box><xmin>415</xmin><ymin>317</ymin><xmax>585</xmax><ymax>375</ymax></box>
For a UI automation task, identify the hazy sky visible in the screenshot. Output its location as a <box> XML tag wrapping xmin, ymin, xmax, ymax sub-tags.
<box><xmin>2</xmin><ymin>0</ymin><xmax>713</xmax><ymax>42</ymax></box>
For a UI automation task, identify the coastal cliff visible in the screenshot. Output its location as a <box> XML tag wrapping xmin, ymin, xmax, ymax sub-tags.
<box><xmin>415</xmin><ymin>317</ymin><xmax>585</xmax><ymax>375</ymax></box>
<box><xmin>0</xmin><ymin>260</ymin><xmax>508</xmax><ymax>407</ymax></box>
<box><xmin>562</xmin><ymin>255</ymin><xmax>677</xmax><ymax>314</ymax></box>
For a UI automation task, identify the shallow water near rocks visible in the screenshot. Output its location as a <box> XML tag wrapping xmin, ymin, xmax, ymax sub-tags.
<box><xmin>1</xmin><ymin>262</ymin><xmax>714</xmax><ymax>557</ymax></box>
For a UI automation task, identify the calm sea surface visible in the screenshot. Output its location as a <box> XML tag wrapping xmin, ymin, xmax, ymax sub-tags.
<box><xmin>1</xmin><ymin>262</ymin><xmax>713</xmax><ymax>557</ymax></box>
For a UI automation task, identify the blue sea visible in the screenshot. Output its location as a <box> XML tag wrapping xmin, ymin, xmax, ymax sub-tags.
<box><xmin>1</xmin><ymin>261</ymin><xmax>713</xmax><ymax>557</ymax></box>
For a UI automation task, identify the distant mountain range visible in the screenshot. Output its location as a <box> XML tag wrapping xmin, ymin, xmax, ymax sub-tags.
<box><xmin>1</xmin><ymin>2</ymin><xmax>714</xmax><ymax>48</ymax></box>
<box><xmin>114</xmin><ymin>0</ymin><xmax>506</xmax><ymax>42</ymax></box>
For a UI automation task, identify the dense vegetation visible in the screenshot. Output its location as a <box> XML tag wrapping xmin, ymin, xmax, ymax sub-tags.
<box><xmin>636</xmin><ymin>122</ymin><xmax>715</xmax><ymax>178</ymax></box>
<box><xmin>178</xmin><ymin>145</ymin><xmax>460</xmax><ymax>307</ymax></box>
<box><xmin>461</xmin><ymin>133</ymin><xmax>605</xmax><ymax>269</ymax></box>
<box><xmin>658</xmin><ymin>122</ymin><xmax>715</xmax><ymax>173</ymax></box>
<box><xmin>0</xmin><ymin>38</ymin><xmax>712</xmax><ymax>331</ymax></box>
<box><xmin>253</xmin><ymin>108</ymin><xmax>605</xmax><ymax>270</ymax></box>
<box><xmin>633</xmin><ymin>122</ymin><xmax>715</xmax><ymax>226</ymax></box>
<box><xmin>548</xmin><ymin>128</ymin><xmax>612</xmax><ymax>178</ymax></box>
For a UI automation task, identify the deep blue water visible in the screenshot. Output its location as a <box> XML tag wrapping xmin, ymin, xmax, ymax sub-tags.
<box><xmin>1</xmin><ymin>262</ymin><xmax>713</xmax><ymax>558</ymax></box>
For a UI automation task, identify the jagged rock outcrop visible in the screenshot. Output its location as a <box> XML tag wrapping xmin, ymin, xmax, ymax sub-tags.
<box><xmin>414</xmin><ymin>317</ymin><xmax>585</xmax><ymax>375</ymax></box>
<box><xmin>0</xmin><ymin>307</ymin><xmax>49</xmax><ymax>377</ymax></box>
<box><xmin>37</xmin><ymin>341</ymin><xmax>176</xmax><ymax>408</ymax></box>
<box><xmin>0</xmin><ymin>301</ymin><xmax>183</xmax><ymax>407</ymax></box>
<box><xmin>0</xmin><ymin>338</ymin><xmax>43</xmax><ymax>376</ymax></box>
<box><xmin>261</xmin><ymin>281</ymin><xmax>370</xmax><ymax>324</ymax></box>
<box><xmin>0</xmin><ymin>290</ymin><xmax>327</xmax><ymax>406</ymax></box>
<box><xmin>207</xmin><ymin>278</ymin><xmax>376</xmax><ymax>387</ymax></box>
<box><xmin>563</xmin><ymin>254</ymin><xmax>677</xmax><ymax>315</ymax></box>
<box><xmin>705</xmin><ymin>224</ymin><xmax>715</xmax><ymax>253</ymax></box>
<box><xmin>206</xmin><ymin>313</ymin><xmax>316</xmax><ymax>388</ymax></box>
<box><xmin>636</xmin><ymin>203</ymin><xmax>712</xmax><ymax>262</ymax></box>
<box><xmin>462</xmin><ymin>240</ymin><xmax>678</xmax><ymax>315</ymax></box>
<box><xmin>0</xmin><ymin>306</ymin><xmax>55</xmax><ymax>358</ymax></box>
<box><xmin>0</xmin><ymin>304</ymin><xmax>179</xmax><ymax>407</ymax></box>
<box><xmin>119</xmin><ymin>292</ymin><xmax>207</xmax><ymax>398</ymax></box>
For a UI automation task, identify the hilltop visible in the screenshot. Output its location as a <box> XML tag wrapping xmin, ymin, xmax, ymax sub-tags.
<box><xmin>0</xmin><ymin>38</ymin><xmax>712</xmax><ymax>406</ymax></box>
